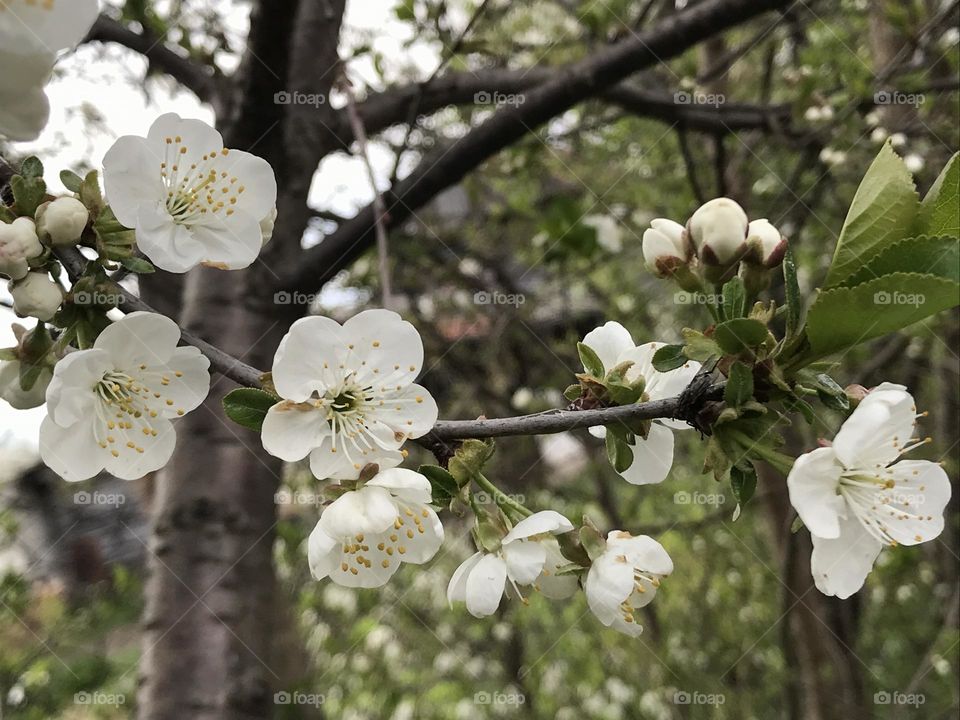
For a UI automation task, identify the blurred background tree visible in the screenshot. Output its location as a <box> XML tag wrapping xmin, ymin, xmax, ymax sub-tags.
<box><xmin>0</xmin><ymin>0</ymin><xmax>957</xmax><ymax>718</ymax></box>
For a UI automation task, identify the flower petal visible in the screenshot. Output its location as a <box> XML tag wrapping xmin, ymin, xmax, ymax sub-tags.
<box><xmin>102</xmin><ymin>135</ymin><xmax>166</xmax><ymax>228</ymax></box>
<box><xmin>810</xmin><ymin>512</ymin><xmax>883</xmax><ymax>599</ymax></box>
<box><xmin>306</xmin><ymin>522</ymin><xmax>340</xmax><ymax>581</ymax></box>
<box><xmin>536</xmin><ymin>540</ymin><xmax>579</xmax><ymax>599</ymax></box>
<box><xmin>447</xmin><ymin>552</ymin><xmax>482</xmax><ymax>606</ymax></box>
<box><xmin>147</xmin><ymin>346</ymin><xmax>211</xmax><ymax>417</ymax></box>
<box><xmin>327</xmin><ymin>531</ymin><xmax>401</xmax><ymax>589</ymax></box>
<box><xmin>464</xmin><ymin>553</ymin><xmax>507</xmax><ymax>617</ymax></box>
<box><xmin>135</xmin><ymin>201</ymin><xmax>207</xmax><ymax>273</ymax></box>
<box><xmin>146</xmin><ymin>113</ymin><xmax>224</xmax><ymax>169</ymax></box>
<box><xmin>45</xmin><ymin>349</ymin><xmax>112</xmax><ymax>427</ymax></box>
<box><xmin>502</xmin><ymin>540</ymin><xmax>547</xmax><ymax>585</ymax></box>
<box><xmin>581</xmin><ymin>321</ymin><xmax>634</xmax><ymax>374</ymax></box>
<box><xmin>502</xmin><ymin>510</ymin><xmax>574</xmax><ymax>544</ymax></box>
<box><xmin>187</xmin><ymin>208</ymin><xmax>263</xmax><ymax>270</ymax></box>
<box><xmin>873</xmin><ymin>459</ymin><xmax>950</xmax><ymax>546</ymax></box>
<box><xmin>212</xmin><ymin>149</ymin><xmax>277</xmax><ymax>220</ymax></box>
<box><xmin>585</xmin><ymin>554</ymin><xmax>634</xmax><ymax>623</ymax></box>
<box><xmin>102</xmin><ymin>416</ymin><xmax>177</xmax><ymax>480</ymax></box>
<box><xmin>608</xmin><ymin>533</ymin><xmax>674</xmax><ymax>576</ymax></box>
<box><xmin>366</xmin><ymin>468</ymin><xmax>432</xmax><ymax>505</ymax></box>
<box><xmin>261</xmin><ymin>401</ymin><xmax>329</xmax><ymax>462</ymax></box>
<box><xmin>345</xmin><ymin>309</ymin><xmax>425</xmax><ymax>388</ymax></box>
<box><xmin>39</xmin><ymin>415</ymin><xmax>103</xmax><ymax>482</ymax></box>
<box><xmin>395</xmin><ymin>504</ymin><xmax>444</xmax><ymax>564</ymax></box>
<box><xmin>272</xmin><ymin>316</ymin><xmax>346</xmax><ymax>401</ymax></box>
<box><xmin>368</xmin><ymin>383</ymin><xmax>438</xmax><ymax>440</ymax></box>
<box><xmin>94</xmin><ymin>311</ymin><xmax>182</xmax><ymax>367</ymax></box>
<box><xmin>320</xmin><ymin>486</ymin><xmax>398</xmax><ymax>537</ymax></box>
<box><xmin>832</xmin><ymin>382</ymin><xmax>916</xmax><ymax>469</ymax></box>
<box><xmin>787</xmin><ymin>446</ymin><xmax>845</xmax><ymax>539</ymax></box>
<box><xmin>617</xmin><ymin>423</ymin><xmax>674</xmax><ymax>485</ymax></box>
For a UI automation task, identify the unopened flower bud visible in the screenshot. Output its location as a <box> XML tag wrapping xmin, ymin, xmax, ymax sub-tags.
<box><xmin>743</xmin><ymin>219</ymin><xmax>787</xmax><ymax>268</ymax></box>
<box><xmin>0</xmin><ymin>218</ymin><xmax>42</xmax><ymax>280</ymax></box>
<box><xmin>642</xmin><ymin>218</ymin><xmax>690</xmax><ymax>275</ymax></box>
<box><xmin>687</xmin><ymin>198</ymin><xmax>749</xmax><ymax>267</ymax></box>
<box><xmin>0</xmin><ymin>359</ymin><xmax>51</xmax><ymax>409</ymax></box>
<box><xmin>9</xmin><ymin>272</ymin><xmax>63</xmax><ymax>321</ymax></box>
<box><xmin>260</xmin><ymin>206</ymin><xmax>278</xmax><ymax>246</ymax></box>
<box><xmin>36</xmin><ymin>197</ymin><xmax>89</xmax><ymax>246</ymax></box>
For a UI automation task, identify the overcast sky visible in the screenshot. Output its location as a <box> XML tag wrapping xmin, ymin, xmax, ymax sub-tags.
<box><xmin>2</xmin><ymin>0</ymin><xmax>447</xmax><ymax>451</ymax></box>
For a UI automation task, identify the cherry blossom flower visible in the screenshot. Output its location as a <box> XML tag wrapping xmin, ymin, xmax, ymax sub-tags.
<box><xmin>307</xmin><ymin>468</ymin><xmax>443</xmax><ymax>588</ymax></box>
<box><xmin>787</xmin><ymin>383</ymin><xmax>951</xmax><ymax>598</ymax></box>
<box><xmin>641</xmin><ymin>218</ymin><xmax>691</xmax><ymax>277</ymax></box>
<box><xmin>0</xmin><ymin>359</ymin><xmax>50</xmax><ymax>409</ymax></box>
<box><xmin>260</xmin><ymin>309</ymin><xmax>438</xmax><ymax>480</ymax></box>
<box><xmin>447</xmin><ymin>511</ymin><xmax>574</xmax><ymax>617</ymax></box>
<box><xmin>39</xmin><ymin>312</ymin><xmax>210</xmax><ymax>481</ymax></box>
<box><xmin>581</xmin><ymin>321</ymin><xmax>701</xmax><ymax>485</ymax></box>
<box><xmin>585</xmin><ymin>531</ymin><xmax>673</xmax><ymax>637</ymax></box>
<box><xmin>102</xmin><ymin>113</ymin><xmax>277</xmax><ymax>272</ymax></box>
<box><xmin>0</xmin><ymin>0</ymin><xmax>100</xmax><ymax>141</ymax></box>
<box><xmin>0</xmin><ymin>217</ymin><xmax>43</xmax><ymax>280</ymax></box>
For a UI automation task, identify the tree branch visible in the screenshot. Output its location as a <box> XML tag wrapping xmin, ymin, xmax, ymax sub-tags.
<box><xmin>276</xmin><ymin>0</ymin><xmax>795</xmax><ymax>294</ymax></box>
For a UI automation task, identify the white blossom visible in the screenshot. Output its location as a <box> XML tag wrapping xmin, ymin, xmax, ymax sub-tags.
<box><xmin>641</xmin><ymin>218</ymin><xmax>690</xmax><ymax>277</ymax></box>
<box><xmin>39</xmin><ymin>312</ymin><xmax>211</xmax><ymax>481</ymax></box>
<box><xmin>261</xmin><ymin>309</ymin><xmax>438</xmax><ymax>480</ymax></box>
<box><xmin>0</xmin><ymin>359</ymin><xmax>51</xmax><ymax>409</ymax></box>
<box><xmin>9</xmin><ymin>272</ymin><xmax>62</xmax><ymax>321</ymax></box>
<box><xmin>787</xmin><ymin>383</ymin><xmax>951</xmax><ymax>598</ymax></box>
<box><xmin>447</xmin><ymin>511</ymin><xmax>574</xmax><ymax>617</ymax></box>
<box><xmin>102</xmin><ymin>113</ymin><xmax>278</xmax><ymax>272</ymax></box>
<box><xmin>0</xmin><ymin>0</ymin><xmax>99</xmax><ymax>141</ymax></box>
<box><xmin>0</xmin><ymin>217</ymin><xmax>43</xmax><ymax>280</ymax></box>
<box><xmin>307</xmin><ymin>468</ymin><xmax>443</xmax><ymax>588</ymax></box>
<box><xmin>686</xmin><ymin>198</ymin><xmax>748</xmax><ymax>266</ymax></box>
<box><xmin>36</xmin><ymin>197</ymin><xmax>89</xmax><ymax>246</ymax></box>
<box><xmin>744</xmin><ymin>218</ymin><xmax>787</xmax><ymax>268</ymax></box>
<box><xmin>581</xmin><ymin>322</ymin><xmax>701</xmax><ymax>485</ymax></box>
<box><xmin>585</xmin><ymin>531</ymin><xmax>673</xmax><ymax>637</ymax></box>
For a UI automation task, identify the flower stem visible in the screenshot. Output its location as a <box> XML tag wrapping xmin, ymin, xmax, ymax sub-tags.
<box><xmin>473</xmin><ymin>472</ymin><xmax>532</xmax><ymax>518</ymax></box>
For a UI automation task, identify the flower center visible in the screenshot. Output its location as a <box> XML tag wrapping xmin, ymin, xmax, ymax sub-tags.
<box><xmin>159</xmin><ymin>136</ymin><xmax>245</xmax><ymax>226</ymax></box>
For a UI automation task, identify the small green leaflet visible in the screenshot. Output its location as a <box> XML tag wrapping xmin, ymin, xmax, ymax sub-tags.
<box><xmin>724</xmin><ymin>362</ymin><xmax>753</xmax><ymax>407</ymax></box>
<box><xmin>651</xmin><ymin>344</ymin><xmax>686</xmax><ymax>372</ymax></box>
<box><xmin>918</xmin><ymin>152</ymin><xmax>959</xmax><ymax>239</ymax></box>
<box><xmin>712</xmin><ymin>318</ymin><xmax>769</xmax><ymax>355</ymax></box>
<box><xmin>577</xmin><ymin>341</ymin><xmax>605</xmax><ymax>378</ymax></box>
<box><xmin>222</xmin><ymin>388</ymin><xmax>281</xmax><ymax>431</ymax></box>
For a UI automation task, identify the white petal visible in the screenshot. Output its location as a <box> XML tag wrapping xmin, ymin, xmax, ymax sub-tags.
<box><xmin>609</xmin><ymin>533</ymin><xmax>674</xmax><ymax>576</ymax></box>
<box><xmin>810</xmin><ymin>513</ymin><xmax>883</xmax><ymax>599</ymax></box>
<box><xmin>95</xmin><ymin>311</ymin><xmax>181</xmax><ymax>366</ymax></box>
<box><xmin>187</xmin><ymin>209</ymin><xmax>263</xmax><ymax>270</ymax></box>
<box><xmin>367</xmin><ymin>383</ymin><xmax>438</xmax><ymax>440</ymax></box>
<box><xmin>0</xmin><ymin>49</ymin><xmax>52</xmax><ymax>142</ymax></box>
<box><xmin>585</xmin><ymin>554</ymin><xmax>634</xmax><ymax>623</ymax></box>
<box><xmin>39</xmin><ymin>415</ymin><xmax>102</xmax><ymax>482</ymax></box>
<box><xmin>395</xmin><ymin>504</ymin><xmax>444</xmax><ymax>564</ymax></box>
<box><xmin>102</xmin><ymin>416</ymin><xmax>178</xmax><ymax>480</ymax></box>
<box><xmin>345</xmin><ymin>309</ymin><xmax>425</xmax><ymax>388</ymax></box>
<box><xmin>146</xmin><ymin>113</ymin><xmax>223</xmax><ymax>168</ymax></box>
<box><xmin>102</xmin><ymin>135</ymin><xmax>166</xmax><ymax>228</ymax></box>
<box><xmin>320</xmin><ymin>486</ymin><xmax>398</xmax><ymax>537</ymax></box>
<box><xmin>146</xmin><ymin>346</ymin><xmax>211</xmax><ymax>417</ymax></box>
<box><xmin>211</xmin><ymin>150</ymin><xmax>277</xmax><ymax>220</ymax></box>
<box><xmin>833</xmin><ymin>382</ymin><xmax>915</xmax><ymax>469</ymax></box>
<box><xmin>271</xmin><ymin>315</ymin><xmax>346</xmax><ymax>401</ymax></box>
<box><xmin>366</xmin><ymin>468</ymin><xmax>433</xmax><ymax>505</ymax></box>
<box><xmin>536</xmin><ymin>540</ymin><xmax>579</xmax><ymax>599</ymax></box>
<box><xmin>464</xmin><ymin>553</ymin><xmax>507</xmax><ymax>617</ymax></box>
<box><xmin>589</xmin><ymin>425</ymin><xmax>607</xmax><ymax>439</ymax></box>
<box><xmin>326</xmin><ymin>528</ymin><xmax>403</xmax><ymax>588</ymax></box>
<box><xmin>308</xmin><ymin>432</ymin><xmax>402</xmax><ymax>481</ymax></box>
<box><xmin>306</xmin><ymin>522</ymin><xmax>340</xmax><ymax>581</ymax></box>
<box><xmin>8</xmin><ymin>0</ymin><xmax>100</xmax><ymax>52</ymax></box>
<box><xmin>261</xmin><ymin>402</ymin><xmax>329</xmax><ymax>462</ymax></box>
<box><xmin>135</xmin><ymin>202</ymin><xmax>207</xmax><ymax>273</ymax></box>
<box><xmin>502</xmin><ymin>510</ymin><xmax>574</xmax><ymax>543</ymax></box>
<box><xmin>45</xmin><ymin>349</ymin><xmax>112</xmax><ymax>427</ymax></box>
<box><xmin>581</xmin><ymin>321</ymin><xmax>634</xmax><ymax>375</ymax></box>
<box><xmin>873</xmin><ymin>460</ymin><xmax>950</xmax><ymax>545</ymax></box>
<box><xmin>617</xmin><ymin>423</ymin><xmax>674</xmax><ymax>485</ymax></box>
<box><xmin>502</xmin><ymin>540</ymin><xmax>547</xmax><ymax>585</ymax></box>
<box><xmin>447</xmin><ymin>552</ymin><xmax>483</xmax><ymax>606</ymax></box>
<box><xmin>786</xmin><ymin>446</ymin><xmax>845</xmax><ymax>539</ymax></box>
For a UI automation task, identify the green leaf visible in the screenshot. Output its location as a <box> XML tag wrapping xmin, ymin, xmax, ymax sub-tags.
<box><xmin>720</xmin><ymin>277</ymin><xmax>746</xmax><ymax>320</ymax></box>
<box><xmin>563</xmin><ymin>383</ymin><xmax>582</xmax><ymax>401</ymax></box>
<box><xmin>840</xmin><ymin>235</ymin><xmax>959</xmax><ymax>287</ymax></box>
<box><xmin>681</xmin><ymin>328</ymin><xmax>722</xmax><ymax>361</ymax></box>
<box><xmin>651</xmin><ymin>344</ymin><xmax>686</xmax><ymax>372</ymax></box>
<box><xmin>448</xmin><ymin>439</ymin><xmax>495</xmax><ymax>485</ymax></box>
<box><xmin>418</xmin><ymin>465</ymin><xmax>460</xmax><ymax>504</ymax></box>
<box><xmin>577</xmin><ymin>341</ymin><xmax>605</xmax><ymax>378</ymax></box>
<box><xmin>825</xmin><ymin>142</ymin><xmax>919</xmax><ymax>287</ymax></box>
<box><xmin>10</xmin><ymin>175</ymin><xmax>46</xmax><ymax>217</ymax></box>
<box><xmin>806</xmin><ymin>272</ymin><xmax>960</xmax><ymax>358</ymax></box>
<box><xmin>814</xmin><ymin>373</ymin><xmax>849</xmax><ymax>412</ymax></box>
<box><xmin>782</xmin><ymin>246</ymin><xmax>801</xmax><ymax>339</ymax></box>
<box><xmin>730</xmin><ymin>464</ymin><xmax>757</xmax><ymax>506</ymax></box>
<box><xmin>606</xmin><ymin>381</ymin><xmax>642</xmax><ymax>405</ymax></box>
<box><xmin>918</xmin><ymin>152</ymin><xmax>959</xmax><ymax>239</ymax></box>
<box><xmin>120</xmin><ymin>256</ymin><xmax>156</xmax><ymax>274</ymax></box>
<box><xmin>20</xmin><ymin>156</ymin><xmax>43</xmax><ymax>179</ymax></box>
<box><xmin>713</xmin><ymin>318</ymin><xmax>769</xmax><ymax>355</ymax></box>
<box><xmin>605</xmin><ymin>432</ymin><xmax>633</xmax><ymax>474</ymax></box>
<box><xmin>724</xmin><ymin>362</ymin><xmax>754</xmax><ymax>407</ymax></box>
<box><xmin>222</xmin><ymin>388</ymin><xmax>281</xmax><ymax>431</ymax></box>
<box><xmin>79</xmin><ymin>170</ymin><xmax>103</xmax><ymax>213</ymax></box>
<box><xmin>59</xmin><ymin>170</ymin><xmax>83</xmax><ymax>193</ymax></box>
